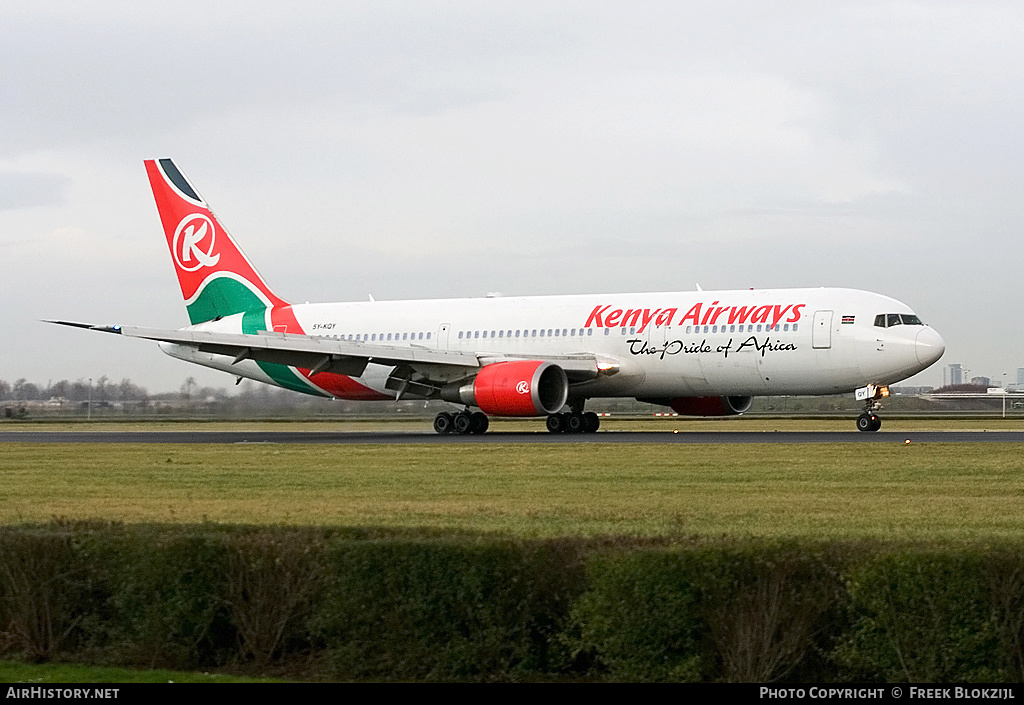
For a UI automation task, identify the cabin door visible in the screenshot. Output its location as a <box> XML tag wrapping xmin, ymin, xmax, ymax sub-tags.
<box><xmin>812</xmin><ymin>310</ymin><xmax>833</xmax><ymax>349</ymax></box>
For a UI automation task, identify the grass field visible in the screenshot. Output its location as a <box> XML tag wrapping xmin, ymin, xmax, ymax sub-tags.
<box><xmin>0</xmin><ymin>661</ymin><xmax>282</xmax><ymax>683</ymax></box>
<box><xmin>3</xmin><ymin>438</ymin><xmax>1024</xmax><ymax>539</ymax></box>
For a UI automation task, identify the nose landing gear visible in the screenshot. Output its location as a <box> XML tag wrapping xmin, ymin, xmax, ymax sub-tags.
<box><xmin>856</xmin><ymin>412</ymin><xmax>881</xmax><ymax>433</ymax></box>
<box><xmin>854</xmin><ymin>385</ymin><xmax>888</xmax><ymax>432</ymax></box>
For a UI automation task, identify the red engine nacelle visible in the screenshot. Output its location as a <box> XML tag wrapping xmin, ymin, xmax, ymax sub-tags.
<box><xmin>442</xmin><ymin>361</ymin><xmax>569</xmax><ymax>417</ymax></box>
<box><xmin>667</xmin><ymin>396</ymin><xmax>754</xmax><ymax>416</ymax></box>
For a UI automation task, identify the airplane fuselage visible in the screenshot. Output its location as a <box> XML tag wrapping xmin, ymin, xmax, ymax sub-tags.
<box><xmin>165</xmin><ymin>286</ymin><xmax>944</xmax><ymax>402</ymax></box>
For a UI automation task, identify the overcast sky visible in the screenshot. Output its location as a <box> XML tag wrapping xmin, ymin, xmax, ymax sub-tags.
<box><xmin>2</xmin><ymin>1</ymin><xmax>1021</xmax><ymax>393</ymax></box>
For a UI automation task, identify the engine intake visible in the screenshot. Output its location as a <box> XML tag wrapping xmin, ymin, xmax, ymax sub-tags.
<box><xmin>442</xmin><ymin>361</ymin><xmax>568</xmax><ymax>417</ymax></box>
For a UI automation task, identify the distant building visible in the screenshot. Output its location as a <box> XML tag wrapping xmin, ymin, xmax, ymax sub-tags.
<box><xmin>947</xmin><ymin>364</ymin><xmax>963</xmax><ymax>386</ymax></box>
<box><xmin>1018</xmin><ymin>368</ymin><xmax>1024</xmax><ymax>386</ymax></box>
<box><xmin>971</xmin><ymin>376</ymin><xmax>991</xmax><ymax>388</ymax></box>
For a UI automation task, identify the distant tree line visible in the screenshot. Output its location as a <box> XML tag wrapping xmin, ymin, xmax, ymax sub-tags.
<box><xmin>0</xmin><ymin>375</ymin><xmax>418</xmax><ymax>417</ymax></box>
<box><xmin>0</xmin><ymin>376</ymin><xmax>149</xmax><ymax>403</ymax></box>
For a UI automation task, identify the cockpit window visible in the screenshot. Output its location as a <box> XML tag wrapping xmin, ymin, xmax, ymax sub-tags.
<box><xmin>875</xmin><ymin>313</ymin><xmax>925</xmax><ymax>328</ymax></box>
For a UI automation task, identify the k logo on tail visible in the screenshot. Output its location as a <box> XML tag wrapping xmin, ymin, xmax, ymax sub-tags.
<box><xmin>172</xmin><ymin>213</ymin><xmax>220</xmax><ymax>271</ymax></box>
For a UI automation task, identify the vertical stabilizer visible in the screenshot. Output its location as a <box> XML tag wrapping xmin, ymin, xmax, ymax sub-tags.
<box><xmin>145</xmin><ymin>159</ymin><xmax>289</xmax><ymax>324</ymax></box>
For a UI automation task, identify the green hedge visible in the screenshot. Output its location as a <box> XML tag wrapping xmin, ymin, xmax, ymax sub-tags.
<box><xmin>312</xmin><ymin>539</ymin><xmax>586</xmax><ymax>680</ymax></box>
<box><xmin>3</xmin><ymin>523</ymin><xmax>1024</xmax><ymax>681</ymax></box>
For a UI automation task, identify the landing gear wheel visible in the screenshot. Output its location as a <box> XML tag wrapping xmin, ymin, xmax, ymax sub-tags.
<box><xmin>546</xmin><ymin>414</ymin><xmax>565</xmax><ymax>433</ymax></box>
<box><xmin>567</xmin><ymin>413</ymin><xmax>585</xmax><ymax>433</ymax></box>
<box><xmin>583</xmin><ymin>412</ymin><xmax>600</xmax><ymax>433</ymax></box>
<box><xmin>470</xmin><ymin>411</ymin><xmax>489</xmax><ymax>435</ymax></box>
<box><xmin>433</xmin><ymin>412</ymin><xmax>454</xmax><ymax>434</ymax></box>
<box><xmin>454</xmin><ymin>412</ymin><xmax>473</xmax><ymax>435</ymax></box>
<box><xmin>856</xmin><ymin>413</ymin><xmax>881</xmax><ymax>433</ymax></box>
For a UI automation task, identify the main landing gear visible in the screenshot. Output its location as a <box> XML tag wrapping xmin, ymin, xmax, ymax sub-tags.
<box><xmin>433</xmin><ymin>410</ymin><xmax>489</xmax><ymax>435</ymax></box>
<box><xmin>546</xmin><ymin>401</ymin><xmax>600</xmax><ymax>434</ymax></box>
<box><xmin>545</xmin><ymin>411</ymin><xmax>600</xmax><ymax>433</ymax></box>
<box><xmin>433</xmin><ymin>402</ymin><xmax>601</xmax><ymax>435</ymax></box>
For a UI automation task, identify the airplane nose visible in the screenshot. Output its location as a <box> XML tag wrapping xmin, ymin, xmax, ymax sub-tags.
<box><xmin>915</xmin><ymin>327</ymin><xmax>945</xmax><ymax>367</ymax></box>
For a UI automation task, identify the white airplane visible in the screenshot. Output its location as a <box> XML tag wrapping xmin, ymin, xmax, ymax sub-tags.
<box><xmin>50</xmin><ymin>159</ymin><xmax>945</xmax><ymax>434</ymax></box>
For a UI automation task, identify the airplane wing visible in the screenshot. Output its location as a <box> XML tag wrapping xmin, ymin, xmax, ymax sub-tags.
<box><xmin>45</xmin><ymin>320</ymin><xmax>603</xmax><ymax>384</ymax></box>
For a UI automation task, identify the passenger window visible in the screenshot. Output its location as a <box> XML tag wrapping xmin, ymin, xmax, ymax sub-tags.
<box><xmin>540</xmin><ymin>330</ymin><xmax>545</xmax><ymax>337</ymax></box>
<box><xmin>548</xmin><ymin>329</ymin><xmax>553</xmax><ymax>336</ymax></box>
<box><xmin>426</xmin><ymin>332</ymin><xmax>431</xmax><ymax>340</ymax></box>
<box><xmin>554</xmin><ymin>329</ymin><xmax>559</xmax><ymax>337</ymax></box>
<box><xmin>793</xmin><ymin>324</ymin><xmax>798</xmax><ymax>332</ymax></box>
<box><xmin>604</xmin><ymin>328</ymin><xmax>610</xmax><ymax>336</ymax></box>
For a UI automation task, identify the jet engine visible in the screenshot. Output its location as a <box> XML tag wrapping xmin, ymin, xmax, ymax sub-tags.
<box><xmin>639</xmin><ymin>395</ymin><xmax>754</xmax><ymax>416</ymax></box>
<box><xmin>441</xmin><ymin>361</ymin><xmax>568</xmax><ymax>416</ymax></box>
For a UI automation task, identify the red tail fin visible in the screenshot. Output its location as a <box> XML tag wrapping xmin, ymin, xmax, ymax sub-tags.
<box><xmin>145</xmin><ymin>159</ymin><xmax>288</xmax><ymax>324</ymax></box>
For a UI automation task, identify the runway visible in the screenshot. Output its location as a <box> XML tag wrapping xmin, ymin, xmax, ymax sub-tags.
<box><xmin>2</xmin><ymin>430</ymin><xmax>1024</xmax><ymax>444</ymax></box>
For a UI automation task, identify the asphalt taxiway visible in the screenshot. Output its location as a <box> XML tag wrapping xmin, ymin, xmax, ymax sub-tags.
<box><xmin>2</xmin><ymin>430</ymin><xmax>1023</xmax><ymax>444</ymax></box>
